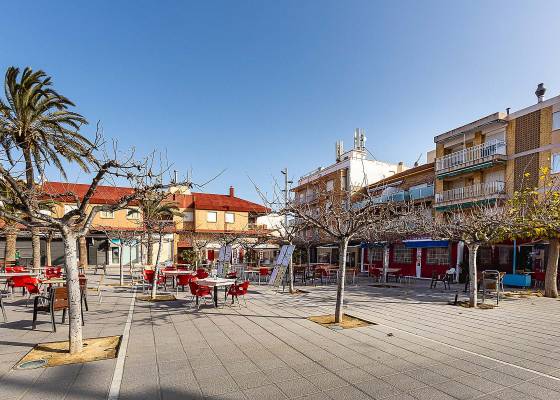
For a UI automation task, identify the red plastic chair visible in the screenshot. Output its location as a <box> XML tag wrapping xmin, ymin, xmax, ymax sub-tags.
<box><xmin>258</xmin><ymin>268</ymin><xmax>269</xmax><ymax>285</ymax></box>
<box><xmin>196</xmin><ymin>268</ymin><xmax>209</xmax><ymax>279</ymax></box>
<box><xmin>226</xmin><ymin>271</ymin><xmax>237</xmax><ymax>279</ymax></box>
<box><xmin>188</xmin><ymin>281</ymin><xmax>212</xmax><ymax>309</ymax></box>
<box><xmin>176</xmin><ymin>274</ymin><xmax>196</xmax><ymax>294</ymax></box>
<box><xmin>45</xmin><ymin>266</ymin><xmax>62</xmax><ymax>279</ymax></box>
<box><xmin>11</xmin><ymin>275</ymin><xmax>40</xmax><ymax>305</ymax></box>
<box><xmin>227</xmin><ymin>281</ymin><xmax>250</xmax><ymax>306</ymax></box>
<box><xmin>142</xmin><ymin>269</ymin><xmax>164</xmax><ymax>293</ymax></box>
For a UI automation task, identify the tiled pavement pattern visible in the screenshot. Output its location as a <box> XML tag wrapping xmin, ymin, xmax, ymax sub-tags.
<box><xmin>120</xmin><ymin>283</ymin><xmax>560</xmax><ymax>400</ymax></box>
<box><xmin>2</xmin><ymin>270</ymin><xmax>560</xmax><ymax>400</ymax></box>
<box><xmin>0</xmin><ymin>272</ymin><xmax>131</xmax><ymax>400</ymax></box>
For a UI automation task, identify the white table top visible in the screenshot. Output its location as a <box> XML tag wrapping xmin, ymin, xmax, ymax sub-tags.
<box><xmin>0</xmin><ymin>272</ymin><xmax>39</xmax><ymax>278</ymax></box>
<box><xmin>197</xmin><ymin>278</ymin><xmax>236</xmax><ymax>287</ymax></box>
<box><xmin>161</xmin><ymin>270</ymin><xmax>195</xmax><ymax>275</ymax></box>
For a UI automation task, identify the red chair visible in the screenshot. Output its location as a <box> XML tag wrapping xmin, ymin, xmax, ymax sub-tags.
<box><xmin>258</xmin><ymin>268</ymin><xmax>270</xmax><ymax>285</ymax></box>
<box><xmin>142</xmin><ymin>269</ymin><xmax>164</xmax><ymax>293</ymax></box>
<box><xmin>11</xmin><ymin>275</ymin><xmax>40</xmax><ymax>305</ymax></box>
<box><xmin>196</xmin><ymin>268</ymin><xmax>209</xmax><ymax>279</ymax></box>
<box><xmin>188</xmin><ymin>281</ymin><xmax>212</xmax><ymax>309</ymax></box>
<box><xmin>176</xmin><ymin>274</ymin><xmax>196</xmax><ymax>294</ymax></box>
<box><xmin>227</xmin><ymin>281</ymin><xmax>250</xmax><ymax>306</ymax></box>
<box><xmin>45</xmin><ymin>266</ymin><xmax>62</xmax><ymax>279</ymax></box>
<box><xmin>226</xmin><ymin>271</ymin><xmax>237</xmax><ymax>279</ymax></box>
<box><xmin>534</xmin><ymin>271</ymin><xmax>545</xmax><ymax>289</ymax></box>
<box><xmin>368</xmin><ymin>266</ymin><xmax>381</xmax><ymax>282</ymax></box>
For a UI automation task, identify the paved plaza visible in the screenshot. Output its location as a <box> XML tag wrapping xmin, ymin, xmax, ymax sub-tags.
<box><xmin>2</xmin><ymin>271</ymin><xmax>560</xmax><ymax>400</ymax></box>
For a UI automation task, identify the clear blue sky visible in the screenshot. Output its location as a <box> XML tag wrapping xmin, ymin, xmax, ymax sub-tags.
<box><xmin>2</xmin><ymin>1</ymin><xmax>559</xmax><ymax>202</ymax></box>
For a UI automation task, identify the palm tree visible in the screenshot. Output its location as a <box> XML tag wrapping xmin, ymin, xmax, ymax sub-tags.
<box><xmin>135</xmin><ymin>193</ymin><xmax>178</xmax><ymax>265</ymax></box>
<box><xmin>0</xmin><ymin>66</ymin><xmax>92</xmax><ymax>270</ymax></box>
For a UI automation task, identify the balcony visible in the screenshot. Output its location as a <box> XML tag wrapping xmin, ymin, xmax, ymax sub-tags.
<box><xmin>435</xmin><ymin>181</ymin><xmax>506</xmax><ymax>209</ymax></box>
<box><xmin>409</xmin><ymin>185</ymin><xmax>434</xmax><ymax>200</ymax></box>
<box><xmin>435</xmin><ymin>139</ymin><xmax>507</xmax><ymax>177</ymax></box>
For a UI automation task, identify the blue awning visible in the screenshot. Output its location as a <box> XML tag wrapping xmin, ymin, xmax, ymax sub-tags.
<box><xmin>403</xmin><ymin>239</ymin><xmax>449</xmax><ymax>248</ymax></box>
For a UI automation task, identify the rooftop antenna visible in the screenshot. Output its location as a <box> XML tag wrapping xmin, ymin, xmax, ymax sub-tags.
<box><xmin>359</xmin><ymin>128</ymin><xmax>366</xmax><ymax>150</ymax></box>
<box><xmin>353</xmin><ymin>128</ymin><xmax>359</xmax><ymax>149</ymax></box>
<box><xmin>414</xmin><ymin>153</ymin><xmax>422</xmax><ymax>167</ymax></box>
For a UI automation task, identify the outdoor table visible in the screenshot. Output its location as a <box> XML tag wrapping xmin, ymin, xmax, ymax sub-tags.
<box><xmin>0</xmin><ymin>272</ymin><xmax>38</xmax><ymax>278</ymax></box>
<box><xmin>40</xmin><ymin>278</ymin><xmax>66</xmax><ymax>287</ymax></box>
<box><xmin>196</xmin><ymin>277</ymin><xmax>236</xmax><ymax>307</ymax></box>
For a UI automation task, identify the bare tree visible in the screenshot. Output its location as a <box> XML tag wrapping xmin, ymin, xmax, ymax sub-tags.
<box><xmin>508</xmin><ymin>168</ymin><xmax>560</xmax><ymax>297</ymax></box>
<box><xmin>0</xmin><ymin>143</ymin><xmax>184</xmax><ymax>353</ymax></box>
<box><xmin>425</xmin><ymin>202</ymin><xmax>509</xmax><ymax>307</ymax></box>
<box><xmin>285</xmin><ymin>185</ymin><xmax>388</xmax><ymax>322</ymax></box>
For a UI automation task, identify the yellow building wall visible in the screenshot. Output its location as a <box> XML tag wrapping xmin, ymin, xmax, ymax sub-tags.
<box><xmin>193</xmin><ymin>209</ymin><xmax>249</xmax><ymax>231</ymax></box>
<box><xmin>540</xmin><ymin>106</ymin><xmax>553</xmax><ymax>173</ymax></box>
<box><xmin>53</xmin><ymin>204</ymin><xmax>141</xmax><ymax>229</ymax></box>
<box><xmin>505</xmin><ymin>119</ymin><xmax>516</xmax><ymax>195</ymax></box>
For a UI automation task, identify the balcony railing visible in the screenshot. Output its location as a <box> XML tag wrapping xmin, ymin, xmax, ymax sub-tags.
<box><xmin>409</xmin><ymin>185</ymin><xmax>434</xmax><ymax>200</ymax></box>
<box><xmin>435</xmin><ymin>139</ymin><xmax>506</xmax><ymax>173</ymax></box>
<box><xmin>435</xmin><ymin>181</ymin><xmax>505</xmax><ymax>204</ymax></box>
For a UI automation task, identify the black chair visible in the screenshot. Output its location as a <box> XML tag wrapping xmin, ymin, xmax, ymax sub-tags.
<box><xmin>430</xmin><ymin>271</ymin><xmax>452</xmax><ymax>290</ymax></box>
<box><xmin>32</xmin><ymin>287</ymin><xmax>84</xmax><ymax>332</ymax></box>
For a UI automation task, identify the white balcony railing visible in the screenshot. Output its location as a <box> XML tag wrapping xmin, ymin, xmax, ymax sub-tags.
<box><xmin>435</xmin><ymin>181</ymin><xmax>505</xmax><ymax>204</ymax></box>
<box><xmin>435</xmin><ymin>139</ymin><xmax>506</xmax><ymax>172</ymax></box>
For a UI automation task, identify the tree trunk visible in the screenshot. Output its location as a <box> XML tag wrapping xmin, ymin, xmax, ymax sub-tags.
<box><xmin>335</xmin><ymin>238</ymin><xmax>349</xmax><ymax>323</ymax></box>
<box><xmin>288</xmin><ymin>242</ymin><xmax>294</xmax><ymax>294</ymax></box>
<box><xmin>31</xmin><ymin>227</ymin><xmax>41</xmax><ymax>271</ymax></box>
<box><xmin>79</xmin><ymin>236</ymin><xmax>88</xmax><ymax>270</ymax></box>
<box><xmin>545</xmin><ymin>237</ymin><xmax>559</xmax><ymax>298</ymax></box>
<box><xmin>45</xmin><ymin>235</ymin><xmax>52</xmax><ymax>266</ymax></box>
<box><xmin>119</xmin><ymin>244</ymin><xmax>124</xmax><ymax>286</ymax></box>
<box><xmin>467</xmin><ymin>243</ymin><xmax>479</xmax><ymax>307</ymax></box>
<box><xmin>62</xmin><ymin>230</ymin><xmax>83</xmax><ymax>354</ymax></box>
<box><xmin>151</xmin><ymin>233</ymin><xmax>164</xmax><ymax>299</ymax></box>
<box><xmin>5</xmin><ymin>223</ymin><xmax>17</xmax><ymax>263</ymax></box>
<box><xmin>146</xmin><ymin>233</ymin><xmax>154</xmax><ymax>265</ymax></box>
<box><xmin>382</xmin><ymin>244</ymin><xmax>390</xmax><ymax>283</ymax></box>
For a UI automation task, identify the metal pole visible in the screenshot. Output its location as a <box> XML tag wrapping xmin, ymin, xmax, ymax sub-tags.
<box><xmin>512</xmin><ymin>239</ymin><xmax>517</xmax><ymax>274</ymax></box>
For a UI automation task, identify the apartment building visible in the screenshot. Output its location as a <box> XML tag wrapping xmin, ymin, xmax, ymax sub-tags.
<box><xmin>0</xmin><ymin>182</ymin><xmax>270</xmax><ymax>267</ymax></box>
<box><xmin>434</xmin><ymin>84</ymin><xmax>560</xmax><ymax>211</ymax></box>
<box><xmin>433</xmin><ymin>84</ymin><xmax>560</xmax><ymax>273</ymax></box>
<box><xmin>293</xmin><ymin>129</ymin><xmax>407</xmax><ymax>268</ymax></box>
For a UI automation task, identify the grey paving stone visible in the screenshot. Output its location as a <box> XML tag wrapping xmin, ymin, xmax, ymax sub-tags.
<box><xmin>198</xmin><ymin>375</ymin><xmax>240</xmax><ymax>397</ymax></box>
<box><xmin>360</xmin><ymin>361</ymin><xmax>399</xmax><ymax>377</ymax></box>
<box><xmin>382</xmin><ymin>373</ymin><xmax>427</xmax><ymax>392</ymax></box>
<box><xmin>262</xmin><ymin>367</ymin><xmax>302</xmax><ymax>383</ymax></box>
<box><xmin>404</xmin><ymin>368</ymin><xmax>450</xmax><ymax>385</ymax></box>
<box><xmin>233</xmin><ymin>371</ymin><xmax>272</xmax><ymax>390</ymax></box>
<box><xmin>433</xmin><ymin>380</ymin><xmax>485</xmax><ymax>400</ymax></box>
<box><xmin>409</xmin><ymin>386</ymin><xmax>457</xmax><ymax>400</ymax></box>
<box><xmin>334</xmin><ymin>366</ymin><xmax>373</xmax><ymax>384</ymax></box>
<box><xmin>275</xmin><ymin>377</ymin><xmax>320</xmax><ymax>398</ymax></box>
<box><xmin>291</xmin><ymin>361</ymin><xmax>329</xmax><ymax>377</ymax></box>
<box><xmin>243</xmin><ymin>384</ymin><xmax>287</xmax><ymax>400</ymax></box>
<box><xmin>306</xmin><ymin>371</ymin><xmax>349</xmax><ymax>391</ymax></box>
<box><xmin>325</xmin><ymin>385</ymin><xmax>372</xmax><ymax>400</ymax></box>
<box><xmin>355</xmin><ymin>376</ymin><xmax>403</xmax><ymax>398</ymax></box>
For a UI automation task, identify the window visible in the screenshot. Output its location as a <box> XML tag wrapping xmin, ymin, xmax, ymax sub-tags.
<box><xmin>100</xmin><ymin>210</ymin><xmax>115</xmax><ymax>219</ymax></box>
<box><xmin>370</xmin><ymin>247</ymin><xmax>383</xmax><ymax>262</ymax></box>
<box><xmin>326</xmin><ymin>180</ymin><xmax>334</xmax><ymax>192</ymax></box>
<box><xmin>553</xmin><ymin>112</ymin><xmax>560</xmax><ymax>131</ymax></box>
<box><xmin>552</xmin><ymin>153</ymin><xmax>560</xmax><ymax>174</ymax></box>
<box><xmin>426</xmin><ymin>247</ymin><xmax>449</xmax><ymax>265</ymax></box>
<box><xmin>183</xmin><ymin>211</ymin><xmax>194</xmax><ymax>222</ymax></box>
<box><xmin>478</xmin><ymin>247</ymin><xmax>492</xmax><ymax>266</ymax></box>
<box><xmin>393</xmin><ymin>245</ymin><xmax>412</xmax><ymax>263</ymax></box>
<box><xmin>207</xmin><ymin>211</ymin><xmax>217</xmax><ymax>223</ymax></box>
<box><xmin>499</xmin><ymin>247</ymin><xmax>512</xmax><ymax>266</ymax></box>
<box><xmin>127</xmin><ymin>208</ymin><xmax>140</xmax><ymax>220</ymax></box>
<box><xmin>225</xmin><ymin>212</ymin><xmax>235</xmax><ymax>223</ymax></box>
